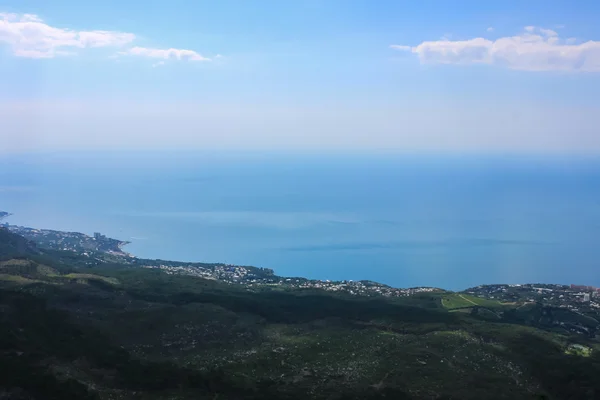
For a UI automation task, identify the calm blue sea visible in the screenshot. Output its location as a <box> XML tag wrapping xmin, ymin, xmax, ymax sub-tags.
<box><xmin>1</xmin><ymin>152</ymin><xmax>599</xmax><ymax>290</ymax></box>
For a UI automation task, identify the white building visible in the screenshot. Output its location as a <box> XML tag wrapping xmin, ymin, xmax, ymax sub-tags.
<box><xmin>583</xmin><ymin>293</ymin><xmax>591</xmax><ymax>302</ymax></box>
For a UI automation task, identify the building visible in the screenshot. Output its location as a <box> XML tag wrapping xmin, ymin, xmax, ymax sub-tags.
<box><xmin>571</xmin><ymin>284</ymin><xmax>597</xmax><ymax>291</ymax></box>
<box><xmin>583</xmin><ymin>293</ymin><xmax>591</xmax><ymax>302</ymax></box>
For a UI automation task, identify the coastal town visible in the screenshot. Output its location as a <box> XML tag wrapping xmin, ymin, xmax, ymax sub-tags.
<box><xmin>465</xmin><ymin>283</ymin><xmax>600</xmax><ymax>308</ymax></box>
<box><xmin>1</xmin><ymin>222</ymin><xmax>132</xmax><ymax>258</ymax></box>
<box><xmin>465</xmin><ymin>283</ymin><xmax>600</xmax><ymax>330</ymax></box>
<box><xmin>141</xmin><ymin>263</ymin><xmax>440</xmax><ymax>297</ymax></box>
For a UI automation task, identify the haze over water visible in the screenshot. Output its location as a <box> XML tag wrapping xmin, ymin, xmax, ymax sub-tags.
<box><xmin>2</xmin><ymin>152</ymin><xmax>599</xmax><ymax>290</ymax></box>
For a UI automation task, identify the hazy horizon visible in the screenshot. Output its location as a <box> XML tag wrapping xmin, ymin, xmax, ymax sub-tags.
<box><xmin>2</xmin><ymin>1</ymin><xmax>600</xmax><ymax>154</ymax></box>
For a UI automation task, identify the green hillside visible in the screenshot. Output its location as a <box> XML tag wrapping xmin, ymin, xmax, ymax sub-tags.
<box><xmin>441</xmin><ymin>293</ymin><xmax>504</xmax><ymax>310</ymax></box>
<box><xmin>0</xmin><ymin>228</ymin><xmax>599</xmax><ymax>399</ymax></box>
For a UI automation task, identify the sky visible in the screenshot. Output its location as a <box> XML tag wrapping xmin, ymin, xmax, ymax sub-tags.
<box><xmin>1</xmin><ymin>0</ymin><xmax>600</xmax><ymax>154</ymax></box>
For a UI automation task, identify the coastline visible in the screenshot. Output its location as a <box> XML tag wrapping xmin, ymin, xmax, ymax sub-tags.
<box><xmin>3</xmin><ymin>209</ymin><xmax>600</xmax><ymax>292</ymax></box>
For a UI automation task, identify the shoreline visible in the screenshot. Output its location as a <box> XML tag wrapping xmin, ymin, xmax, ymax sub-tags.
<box><xmin>2</xmin><ymin>210</ymin><xmax>597</xmax><ymax>292</ymax></box>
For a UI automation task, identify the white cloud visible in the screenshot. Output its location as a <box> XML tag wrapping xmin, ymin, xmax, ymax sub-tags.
<box><xmin>389</xmin><ymin>44</ymin><xmax>411</xmax><ymax>51</ymax></box>
<box><xmin>539</xmin><ymin>28</ymin><xmax>558</xmax><ymax>37</ymax></box>
<box><xmin>78</xmin><ymin>31</ymin><xmax>134</xmax><ymax>48</ymax></box>
<box><xmin>0</xmin><ymin>12</ymin><xmax>215</xmax><ymax>63</ymax></box>
<box><xmin>391</xmin><ymin>26</ymin><xmax>600</xmax><ymax>72</ymax></box>
<box><xmin>0</xmin><ymin>12</ymin><xmax>134</xmax><ymax>58</ymax></box>
<box><xmin>21</xmin><ymin>14</ymin><xmax>42</xmax><ymax>23</ymax></box>
<box><xmin>486</xmin><ymin>27</ymin><xmax>494</xmax><ymax>32</ymax></box>
<box><xmin>119</xmin><ymin>46</ymin><xmax>211</xmax><ymax>62</ymax></box>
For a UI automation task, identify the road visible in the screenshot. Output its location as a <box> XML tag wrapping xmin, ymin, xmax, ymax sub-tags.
<box><xmin>458</xmin><ymin>294</ymin><xmax>478</xmax><ymax>306</ymax></box>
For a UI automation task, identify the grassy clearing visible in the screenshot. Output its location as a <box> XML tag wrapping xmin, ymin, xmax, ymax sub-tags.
<box><xmin>441</xmin><ymin>294</ymin><xmax>476</xmax><ymax>309</ymax></box>
<box><xmin>442</xmin><ymin>293</ymin><xmax>502</xmax><ymax>310</ymax></box>
<box><xmin>449</xmin><ymin>308</ymin><xmax>473</xmax><ymax>313</ymax></box>
<box><xmin>565</xmin><ymin>344</ymin><xmax>593</xmax><ymax>357</ymax></box>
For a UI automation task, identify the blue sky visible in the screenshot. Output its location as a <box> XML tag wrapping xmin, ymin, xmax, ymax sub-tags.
<box><xmin>1</xmin><ymin>0</ymin><xmax>600</xmax><ymax>153</ymax></box>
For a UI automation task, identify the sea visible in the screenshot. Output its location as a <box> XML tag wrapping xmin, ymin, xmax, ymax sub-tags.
<box><xmin>1</xmin><ymin>151</ymin><xmax>599</xmax><ymax>291</ymax></box>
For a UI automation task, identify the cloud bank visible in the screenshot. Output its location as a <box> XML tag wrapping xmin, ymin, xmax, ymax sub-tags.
<box><xmin>0</xmin><ymin>12</ymin><xmax>134</xmax><ymax>58</ymax></box>
<box><xmin>0</xmin><ymin>12</ymin><xmax>213</xmax><ymax>62</ymax></box>
<box><xmin>391</xmin><ymin>26</ymin><xmax>600</xmax><ymax>72</ymax></box>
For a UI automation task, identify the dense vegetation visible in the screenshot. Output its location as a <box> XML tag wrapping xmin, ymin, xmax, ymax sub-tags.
<box><xmin>0</xmin><ymin>228</ymin><xmax>599</xmax><ymax>399</ymax></box>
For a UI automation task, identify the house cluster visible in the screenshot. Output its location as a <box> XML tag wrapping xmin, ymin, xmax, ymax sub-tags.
<box><xmin>465</xmin><ymin>283</ymin><xmax>600</xmax><ymax>312</ymax></box>
<box><xmin>5</xmin><ymin>224</ymin><xmax>131</xmax><ymax>256</ymax></box>
<box><xmin>256</xmin><ymin>278</ymin><xmax>439</xmax><ymax>297</ymax></box>
<box><xmin>141</xmin><ymin>263</ymin><xmax>440</xmax><ymax>297</ymax></box>
<box><xmin>141</xmin><ymin>264</ymin><xmax>254</xmax><ymax>283</ymax></box>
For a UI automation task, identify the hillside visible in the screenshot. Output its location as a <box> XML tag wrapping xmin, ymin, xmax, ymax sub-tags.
<box><xmin>0</xmin><ymin>227</ymin><xmax>40</xmax><ymax>260</ymax></box>
<box><xmin>0</xmin><ymin>227</ymin><xmax>599</xmax><ymax>399</ymax></box>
